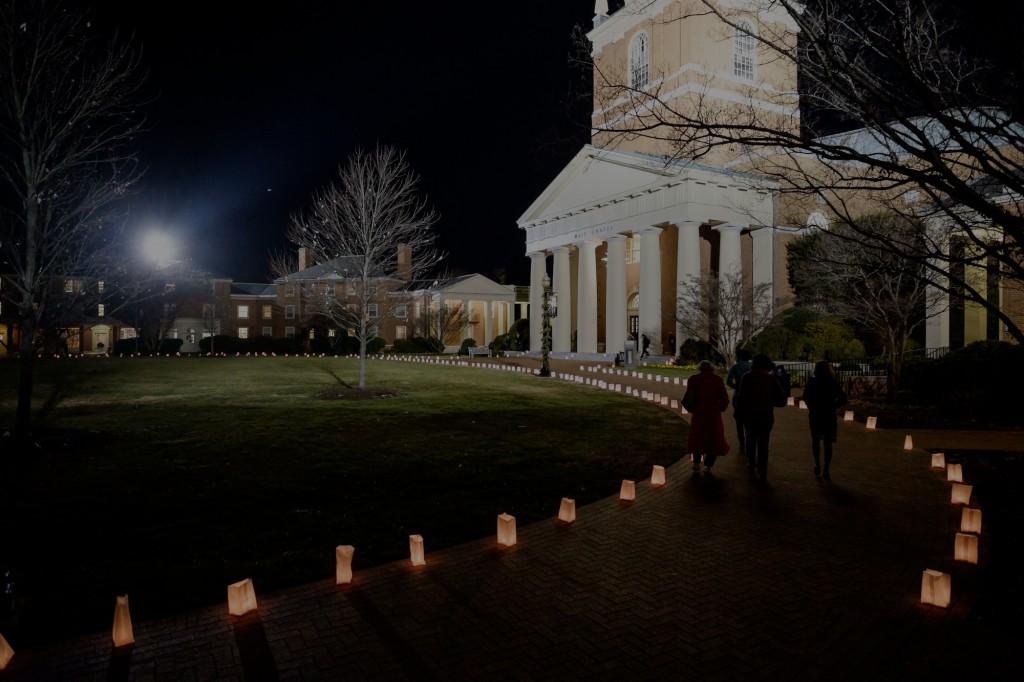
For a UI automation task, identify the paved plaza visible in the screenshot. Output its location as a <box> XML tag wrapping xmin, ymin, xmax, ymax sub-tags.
<box><xmin>1</xmin><ymin>359</ymin><xmax>1018</xmax><ymax>681</ymax></box>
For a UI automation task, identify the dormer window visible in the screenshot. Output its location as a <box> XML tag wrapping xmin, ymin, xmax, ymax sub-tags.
<box><xmin>734</xmin><ymin>20</ymin><xmax>756</xmax><ymax>80</ymax></box>
<box><xmin>629</xmin><ymin>31</ymin><xmax>649</xmax><ymax>90</ymax></box>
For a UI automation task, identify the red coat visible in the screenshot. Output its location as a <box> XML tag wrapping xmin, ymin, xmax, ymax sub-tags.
<box><xmin>683</xmin><ymin>370</ymin><xmax>731</xmax><ymax>457</ymax></box>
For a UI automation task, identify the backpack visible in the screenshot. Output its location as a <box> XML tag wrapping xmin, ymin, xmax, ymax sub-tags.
<box><xmin>772</xmin><ymin>365</ymin><xmax>792</xmax><ymax>399</ymax></box>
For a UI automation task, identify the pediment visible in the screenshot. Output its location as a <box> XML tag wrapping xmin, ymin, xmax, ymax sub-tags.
<box><xmin>518</xmin><ymin>145</ymin><xmax>678</xmax><ymax>225</ymax></box>
<box><xmin>440</xmin><ymin>274</ymin><xmax>514</xmax><ymax>298</ymax></box>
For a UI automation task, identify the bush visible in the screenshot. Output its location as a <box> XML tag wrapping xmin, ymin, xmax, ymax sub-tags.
<box><xmin>112</xmin><ymin>338</ymin><xmax>141</xmax><ymax>355</ymax></box>
<box><xmin>366</xmin><ymin>337</ymin><xmax>386</xmax><ymax>354</ymax></box>
<box><xmin>903</xmin><ymin>341</ymin><xmax>1024</xmax><ymax>423</ymax></box>
<box><xmin>675</xmin><ymin>339</ymin><xmax>724</xmax><ymax>365</ymax></box>
<box><xmin>392</xmin><ymin>337</ymin><xmax>437</xmax><ymax>354</ymax></box>
<box><xmin>459</xmin><ymin>338</ymin><xmax>477</xmax><ymax>356</ymax></box>
<box><xmin>199</xmin><ymin>335</ymin><xmax>238</xmax><ymax>354</ymax></box>
<box><xmin>157</xmin><ymin>338</ymin><xmax>184</xmax><ymax>354</ymax></box>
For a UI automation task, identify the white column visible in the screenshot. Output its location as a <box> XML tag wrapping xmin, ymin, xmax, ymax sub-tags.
<box><xmin>715</xmin><ymin>223</ymin><xmax>744</xmax><ymax>278</ymax></box>
<box><xmin>529</xmin><ymin>252</ymin><xmax>545</xmax><ymax>353</ymax></box>
<box><xmin>576</xmin><ymin>239</ymin><xmax>600</xmax><ymax>353</ymax></box>
<box><xmin>553</xmin><ymin>246</ymin><xmax>573</xmax><ymax>353</ymax></box>
<box><xmin>606</xmin><ymin>235</ymin><xmax>628</xmax><ymax>355</ymax></box>
<box><xmin>484</xmin><ymin>300</ymin><xmax>493</xmax><ymax>345</ymax></box>
<box><xmin>461</xmin><ymin>298</ymin><xmax>471</xmax><ymax>342</ymax></box>
<box><xmin>639</xmin><ymin>227</ymin><xmax>663</xmax><ymax>354</ymax></box>
<box><xmin>750</xmin><ymin>226</ymin><xmax>774</xmax><ymax>308</ymax></box>
<box><xmin>675</xmin><ymin>221</ymin><xmax>701</xmax><ymax>345</ymax></box>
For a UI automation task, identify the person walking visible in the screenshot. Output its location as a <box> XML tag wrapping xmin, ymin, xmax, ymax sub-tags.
<box><xmin>640</xmin><ymin>334</ymin><xmax>651</xmax><ymax>359</ymax></box>
<box><xmin>801</xmin><ymin>360</ymin><xmax>847</xmax><ymax>480</ymax></box>
<box><xmin>726</xmin><ymin>348</ymin><xmax>752</xmax><ymax>455</ymax></box>
<box><xmin>734</xmin><ymin>354</ymin><xmax>788</xmax><ymax>483</ymax></box>
<box><xmin>681</xmin><ymin>360</ymin><xmax>730</xmax><ymax>475</ymax></box>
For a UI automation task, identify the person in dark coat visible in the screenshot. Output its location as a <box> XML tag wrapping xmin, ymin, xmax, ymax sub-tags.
<box><xmin>734</xmin><ymin>353</ymin><xmax>788</xmax><ymax>482</ymax></box>
<box><xmin>726</xmin><ymin>348</ymin><xmax>752</xmax><ymax>455</ymax></box>
<box><xmin>801</xmin><ymin>360</ymin><xmax>847</xmax><ymax>480</ymax></box>
<box><xmin>640</xmin><ymin>334</ymin><xmax>651</xmax><ymax>358</ymax></box>
<box><xmin>682</xmin><ymin>360</ymin><xmax>730</xmax><ymax>475</ymax></box>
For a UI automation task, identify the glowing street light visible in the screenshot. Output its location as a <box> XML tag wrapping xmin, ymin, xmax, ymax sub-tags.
<box><xmin>141</xmin><ymin>230</ymin><xmax>178</xmax><ymax>268</ymax></box>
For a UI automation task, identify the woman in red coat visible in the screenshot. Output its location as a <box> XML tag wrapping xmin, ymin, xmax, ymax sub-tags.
<box><xmin>682</xmin><ymin>360</ymin><xmax>731</xmax><ymax>475</ymax></box>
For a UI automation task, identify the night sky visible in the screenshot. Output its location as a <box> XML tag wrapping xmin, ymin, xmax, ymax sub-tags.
<box><xmin>91</xmin><ymin>2</ymin><xmax>597</xmax><ymax>284</ymax></box>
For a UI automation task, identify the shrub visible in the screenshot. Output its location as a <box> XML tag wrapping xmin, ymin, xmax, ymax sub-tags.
<box><xmin>392</xmin><ymin>337</ymin><xmax>437</xmax><ymax>354</ymax></box>
<box><xmin>675</xmin><ymin>339</ymin><xmax>724</xmax><ymax>365</ymax></box>
<box><xmin>459</xmin><ymin>338</ymin><xmax>477</xmax><ymax>356</ymax></box>
<box><xmin>157</xmin><ymin>338</ymin><xmax>184</xmax><ymax>355</ymax></box>
<box><xmin>366</xmin><ymin>337</ymin><xmax>386</xmax><ymax>354</ymax></box>
<box><xmin>904</xmin><ymin>341</ymin><xmax>1024</xmax><ymax>422</ymax></box>
<box><xmin>199</xmin><ymin>335</ymin><xmax>237</xmax><ymax>354</ymax></box>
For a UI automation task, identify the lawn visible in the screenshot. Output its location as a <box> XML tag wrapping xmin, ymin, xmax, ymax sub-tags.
<box><xmin>0</xmin><ymin>355</ymin><xmax>688</xmax><ymax>645</ymax></box>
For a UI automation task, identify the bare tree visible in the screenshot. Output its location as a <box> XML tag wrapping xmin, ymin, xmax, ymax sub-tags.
<box><xmin>585</xmin><ymin>0</ymin><xmax>1024</xmax><ymax>342</ymax></box>
<box><xmin>791</xmin><ymin>215</ymin><xmax>943</xmax><ymax>400</ymax></box>
<box><xmin>412</xmin><ymin>297</ymin><xmax>470</xmax><ymax>352</ymax></box>
<box><xmin>0</xmin><ymin>0</ymin><xmax>143</xmax><ymax>440</ymax></box>
<box><xmin>675</xmin><ymin>268</ymin><xmax>774</xmax><ymax>366</ymax></box>
<box><xmin>286</xmin><ymin>146</ymin><xmax>442</xmax><ymax>388</ymax></box>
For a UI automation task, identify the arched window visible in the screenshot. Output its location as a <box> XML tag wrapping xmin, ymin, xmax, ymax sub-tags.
<box><xmin>733</xmin><ymin>20</ymin><xmax>756</xmax><ymax>80</ymax></box>
<box><xmin>630</xmin><ymin>31</ymin><xmax>649</xmax><ymax>90</ymax></box>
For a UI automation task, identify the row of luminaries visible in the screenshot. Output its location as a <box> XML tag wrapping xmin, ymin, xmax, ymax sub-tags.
<box><xmin>921</xmin><ymin>447</ymin><xmax>983</xmax><ymax>609</ymax></box>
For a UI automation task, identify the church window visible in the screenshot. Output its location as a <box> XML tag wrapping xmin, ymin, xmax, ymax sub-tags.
<box><xmin>734</xmin><ymin>20</ymin><xmax>756</xmax><ymax>81</ymax></box>
<box><xmin>629</xmin><ymin>31</ymin><xmax>649</xmax><ymax>90</ymax></box>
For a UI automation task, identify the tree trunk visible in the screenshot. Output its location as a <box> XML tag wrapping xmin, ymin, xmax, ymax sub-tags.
<box><xmin>14</xmin><ymin>314</ymin><xmax>36</xmax><ymax>441</ymax></box>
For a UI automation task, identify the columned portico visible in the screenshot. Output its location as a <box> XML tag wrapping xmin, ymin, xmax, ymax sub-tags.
<box><xmin>576</xmin><ymin>239</ymin><xmax>600</xmax><ymax>353</ymax></box>
<box><xmin>528</xmin><ymin>252</ymin><xmax>546</xmax><ymax>352</ymax></box>
<box><xmin>552</xmin><ymin>246</ymin><xmax>573</xmax><ymax>352</ymax></box>
<box><xmin>639</xmin><ymin>226</ymin><xmax>663</xmax><ymax>354</ymax></box>
<box><xmin>605</xmin><ymin>235</ymin><xmax>628</xmax><ymax>355</ymax></box>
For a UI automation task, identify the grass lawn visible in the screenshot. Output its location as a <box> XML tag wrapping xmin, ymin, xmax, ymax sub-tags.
<box><xmin>0</xmin><ymin>355</ymin><xmax>688</xmax><ymax>645</ymax></box>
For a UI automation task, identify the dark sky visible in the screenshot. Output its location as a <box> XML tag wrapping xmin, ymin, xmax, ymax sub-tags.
<box><xmin>93</xmin><ymin>2</ymin><xmax>597</xmax><ymax>283</ymax></box>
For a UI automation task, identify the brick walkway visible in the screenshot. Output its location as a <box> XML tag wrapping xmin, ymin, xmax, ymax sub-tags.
<box><xmin>2</xmin><ymin>359</ymin><xmax>1018</xmax><ymax>680</ymax></box>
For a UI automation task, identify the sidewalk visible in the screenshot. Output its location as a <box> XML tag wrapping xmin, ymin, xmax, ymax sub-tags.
<box><xmin>2</xmin><ymin>360</ymin><xmax>1018</xmax><ymax>680</ymax></box>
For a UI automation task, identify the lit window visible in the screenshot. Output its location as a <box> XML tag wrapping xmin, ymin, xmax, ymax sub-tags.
<box><xmin>98</xmin><ymin>280</ymin><xmax>105</xmax><ymax>293</ymax></box>
<box><xmin>396</xmin><ymin>325</ymin><xmax>407</xmax><ymax>340</ymax></box>
<box><xmin>97</xmin><ymin>303</ymin><xmax>105</xmax><ymax>317</ymax></box>
<box><xmin>328</xmin><ymin>329</ymin><xmax>336</xmax><ymax>338</ymax></box>
<box><xmin>285</xmin><ymin>326</ymin><xmax>295</xmax><ymax>338</ymax></box>
<box><xmin>395</xmin><ymin>304</ymin><xmax>408</xmax><ymax>318</ymax></box>
<box><xmin>64</xmin><ymin>279</ymin><xmax>75</xmax><ymax>293</ymax></box>
<box><xmin>309</xmin><ymin>329</ymin><xmax>315</xmax><ymax>339</ymax></box>
<box><xmin>238</xmin><ymin>328</ymin><xmax>249</xmax><ymax>339</ymax></box>
<box><xmin>262</xmin><ymin>326</ymin><xmax>272</xmax><ymax>336</ymax></box>
<box><xmin>238</xmin><ymin>305</ymin><xmax>249</xmax><ymax>319</ymax></box>
<box><xmin>262</xmin><ymin>305</ymin><xmax>272</xmax><ymax>319</ymax></box>
<box><xmin>630</xmin><ymin>31</ymin><xmax>649</xmax><ymax>90</ymax></box>
<box><xmin>165</xmin><ymin>283</ymin><xmax>176</xmax><ymax>293</ymax></box>
<box><xmin>187</xmin><ymin>328</ymin><xmax>196</xmax><ymax>344</ymax></box>
<box><xmin>734</xmin><ymin>20</ymin><xmax>756</xmax><ymax>80</ymax></box>
<box><xmin>286</xmin><ymin>304</ymin><xmax>295</xmax><ymax>319</ymax></box>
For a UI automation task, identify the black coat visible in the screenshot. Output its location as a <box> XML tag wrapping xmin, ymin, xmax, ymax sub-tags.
<box><xmin>802</xmin><ymin>376</ymin><xmax>847</xmax><ymax>440</ymax></box>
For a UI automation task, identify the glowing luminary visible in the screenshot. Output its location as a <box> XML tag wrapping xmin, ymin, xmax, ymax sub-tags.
<box><xmin>681</xmin><ymin>405</ymin><xmax>689</xmax><ymax>415</ymax></box>
<box><xmin>409</xmin><ymin>535</ymin><xmax>426</xmax><ymax>566</ymax></box>
<box><xmin>920</xmin><ymin>569</ymin><xmax>951</xmax><ymax>607</ymax></box>
<box><xmin>0</xmin><ymin>632</ymin><xmax>14</xmax><ymax>669</ymax></box>
<box><xmin>843</xmin><ymin>410</ymin><xmax>854</xmax><ymax>422</ymax></box>
<box><xmin>336</xmin><ymin>545</ymin><xmax>355</xmax><ymax>585</ymax></box>
<box><xmin>951</xmin><ymin>483</ymin><xmax>973</xmax><ymax>505</ymax></box>
<box><xmin>786</xmin><ymin>397</ymin><xmax>795</xmax><ymax>407</ymax></box>
<box><xmin>954</xmin><ymin>533</ymin><xmax>979</xmax><ymax>564</ymax></box>
<box><xmin>620</xmin><ymin>480</ymin><xmax>636</xmax><ymax>502</ymax></box>
<box><xmin>661</xmin><ymin>396</ymin><xmax>669</xmax><ymax>406</ymax></box>
<box><xmin>866</xmin><ymin>416</ymin><xmax>878</xmax><ymax>430</ymax></box>
<box><xmin>651</xmin><ymin>465</ymin><xmax>666</xmax><ymax>487</ymax></box>
<box><xmin>903</xmin><ymin>435</ymin><xmax>914</xmax><ymax>450</ymax></box>
<box><xmin>112</xmin><ymin>594</ymin><xmax>134</xmax><ymax>647</ymax></box>
<box><xmin>227</xmin><ymin>578</ymin><xmax>258</xmax><ymax>616</ymax></box>
<box><xmin>799</xmin><ymin>400</ymin><xmax>808</xmax><ymax>410</ymax></box>
<box><xmin>670</xmin><ymin>400</ymin><xmax>679</xmax><ymax>409</ymax></box>
<box><xmin>946</xmin><ymin>463</ymin><xmax>963</xmax><ymax>483</ymax></box>
<box><xmin>558</xmin><ymin>498</ymin><xmax>576</xmax><ymax>523</ymax></box>
<box><xmin>961</xmin><ymin>508</ymin><xmax>982</xmax><ymax>534</ymax></box>
<box><xmin>931</xmin><ymin>453</ymin><xmax>946</xmax><ymax>469</ymax></box>
<box><xmin>497</xmin><ymin>513</ymin><xmax>517</xmax><ymax>547</ymax></box>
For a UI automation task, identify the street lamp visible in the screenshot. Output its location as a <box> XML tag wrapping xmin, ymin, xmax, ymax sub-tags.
<box><xmin>539</xmin><ymin>273</ymin><xmax>557</xmax><ymax>377</ymax></box>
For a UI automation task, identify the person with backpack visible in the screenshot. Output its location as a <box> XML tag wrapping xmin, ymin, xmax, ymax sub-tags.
<box><xmin>734</xmin><ymin>354</ymin><xmax>788</xmax><ymax>483</ymax></box>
